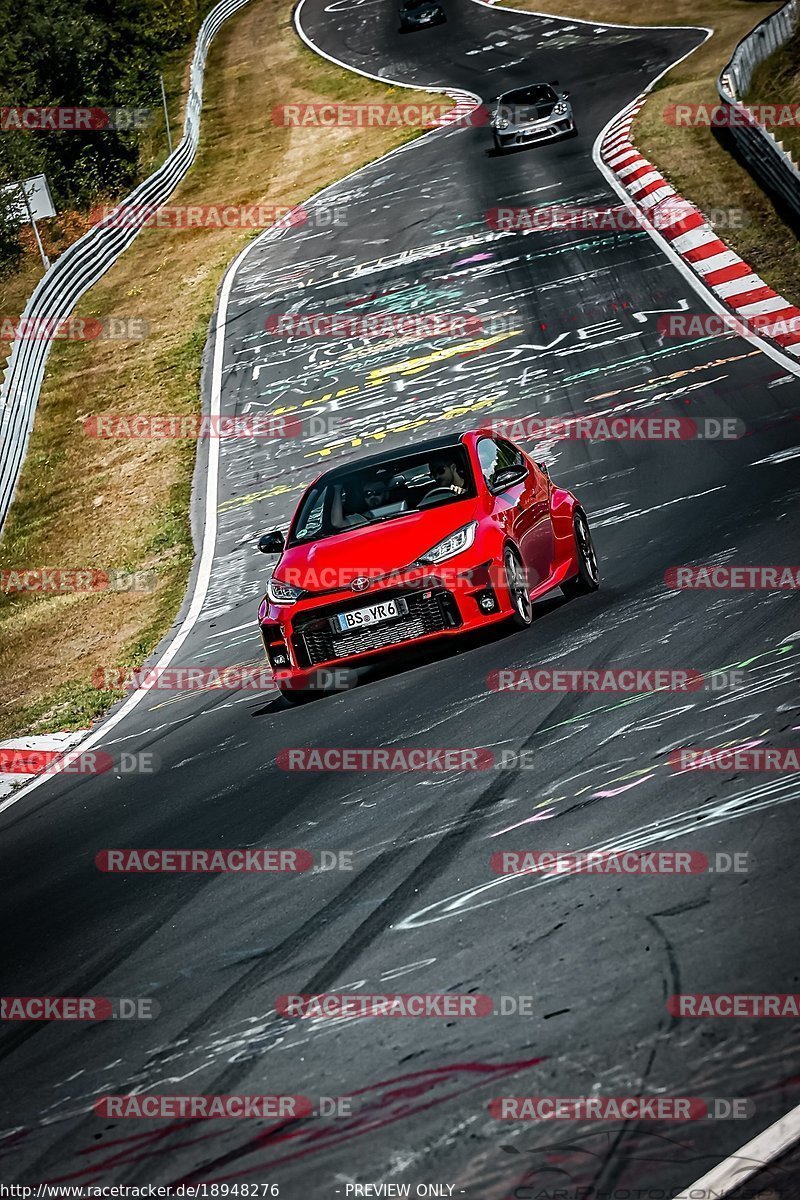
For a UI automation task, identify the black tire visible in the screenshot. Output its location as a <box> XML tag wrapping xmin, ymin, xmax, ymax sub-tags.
<box><xmin>493</xmin><ymin>134</ymin><xmax>503</xmax><ymax>153</ymax></box>
<box><xmin>561</xmin><ymin>510</ymin><xmax>600</xmax><ymax>598</ymax></box>
<box><xmin>504</xmin><ymin>544</ymin><xmax>533</xmax><ymax>628</ymax></box>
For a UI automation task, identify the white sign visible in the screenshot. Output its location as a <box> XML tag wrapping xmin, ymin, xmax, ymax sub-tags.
<box><xmin>0</xmin><ymin>174</ymin><xmax>56</xmax><ymax>223</ymax></box>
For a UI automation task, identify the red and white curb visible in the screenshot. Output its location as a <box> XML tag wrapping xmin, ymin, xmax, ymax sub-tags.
<box><xmin>601</xmin><ymin>97</ymin><xmax>800</xmax><ymax>357</ymax></box>
<box><xmin>435</xmin><ymin>89</ymin><xmax>487</xmax><ymax>127</ymax></box>
<box><xmin>0</xmin><ymin>731</ymin><xmax>90</xmax><ymax>800</ymax></box>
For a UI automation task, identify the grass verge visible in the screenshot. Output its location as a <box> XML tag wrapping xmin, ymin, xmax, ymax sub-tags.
<box><xmin>0</xmin><ymin>0</ymin><xmax>447</xmax><ymax>740</ymax></box>
<box><xmin>511</xmin><ymin>0</ymin><xmax>800</xmax><ymax>304</ymax></box>
<box><xmin>747</xmin><ymin>25</ymin><xmax>800</xmax><ymax>165</ymax></box>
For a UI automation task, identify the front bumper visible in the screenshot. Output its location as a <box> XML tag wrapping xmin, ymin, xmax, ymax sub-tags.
<box><xmin>260</xmin><ymin>561</ymin><xmax>511</xmax><ymax>686</ymax></box>
<box><xmin>496</xmin><ymin>117</ymin><xmax>574</xmax><ymax>146</ymax></box>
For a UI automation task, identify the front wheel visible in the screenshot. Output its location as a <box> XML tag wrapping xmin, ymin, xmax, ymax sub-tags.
<box><xmin>561</xmin><ymin>510</ymin><xmax>599</xmax><ymax>598</ymax></box>
<box><xmin>504</xmin><ymin>544</ymin><xmax>533</xmax><ymax>628</ymax></box>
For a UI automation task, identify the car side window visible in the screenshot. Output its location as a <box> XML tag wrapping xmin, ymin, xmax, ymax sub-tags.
<box><xmin>293</xmin><ymin>487</ymin><xmax>326</xmax><ymax>541</ymax></box>
<box><xmin>477</xmin><ymin>438</ymin><xmax>500</xmax><ymax>487</ymax></box>
<box><xmin>496</xmin><ymin>438</ymin><xmax>526</xmax><ymax>471</ymax></box>
<box><xmin>477</xmin><ymin>437</ymin><xmax>525</xmax><ymax>490</ymax></box>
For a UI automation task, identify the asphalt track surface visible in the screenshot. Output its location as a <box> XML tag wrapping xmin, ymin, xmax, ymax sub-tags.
<box><xmin>1</xmin><ymin>2</ymin><xmax>800</xmax><ymax>1195</ymax></box>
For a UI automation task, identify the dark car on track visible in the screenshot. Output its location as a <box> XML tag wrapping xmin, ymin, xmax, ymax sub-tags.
<box><xmin>399</xmin><ymin>0</ymin><xmax>446</xmax><ymax>32</ymax></box>
<box><xmin>491</xmin><ymin>82</ymin><xmax>576</xmax><ymax>151</ymax></box>
<box><xmin>257</xmin><ymin>429</ymin><xmax>599</xmax><ymax>701</ymax></box>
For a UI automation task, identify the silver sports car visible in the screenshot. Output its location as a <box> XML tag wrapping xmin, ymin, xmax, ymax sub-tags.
<box><xmin>491</xmin><ymin>82</ymin><xmax>576</xmax><ymax>151</ymax></box>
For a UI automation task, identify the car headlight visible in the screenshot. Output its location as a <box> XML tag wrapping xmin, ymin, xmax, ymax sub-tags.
<box><xmin>267</xmin><ymin>576</ymin><xmax>303</xmax><ymax>605</ymax></box>
<box><xmin>553</xmin><ymin>102</ymin><xmax>568</xmax><ymax>115</ymax></box>
<box><xmin>492</xmin><ymin>117</ymin><xmax>509</xmax><ymax>129</ymax></box>
<box><xmin>418</xmin><ymin>522</ymin><xmax>478</xmax><ymax>565</ymax></box>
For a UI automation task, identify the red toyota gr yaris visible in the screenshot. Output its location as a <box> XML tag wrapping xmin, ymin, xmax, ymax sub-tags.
<box><xmin>257</xmin><ymin>429</ymin><xmax>599</xmax><ymax>701</ymax></box>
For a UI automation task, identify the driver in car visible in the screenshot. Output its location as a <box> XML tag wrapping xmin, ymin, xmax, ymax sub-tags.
<box><xmin>331</xmin><ymin>478</ymin><xmax>387</xmax><ymax>529</ymax></box>
<box><xmin>429</xmin><ymin>455</ymin><xmax>467</xmax><ymax>496</ymax></box>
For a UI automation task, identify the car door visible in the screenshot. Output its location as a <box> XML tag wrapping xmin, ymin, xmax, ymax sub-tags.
<box><xmin>476</xmin><ymin>436</ymin><xmax>553</xmax><ymax>589</ymax></box>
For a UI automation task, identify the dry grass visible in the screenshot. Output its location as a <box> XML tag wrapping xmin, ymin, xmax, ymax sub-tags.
<box><xmin>0</xmin><ymin>0</ymin><xmax>446</xmax><ymax>739</ymax></box>
<box><xmin>513</xmin><ymin>0</ymin><xmax>800</xmax><ymax>303</ymax></box>
<box><xmin>747</xmin><ymin>26</ymin><xmax>800</xmax><ymax>164</ymax></box>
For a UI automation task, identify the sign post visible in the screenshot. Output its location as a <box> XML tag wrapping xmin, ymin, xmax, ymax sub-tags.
<box><xmin>0</xmin><ymin>174</ymin><xmax>56</xmax><ymax>271</ymax></box>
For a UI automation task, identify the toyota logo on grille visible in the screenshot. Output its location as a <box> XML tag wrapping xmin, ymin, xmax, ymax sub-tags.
<box><xmin>351</xmin><ymin>577</ymin><xmax>371</xmax><ymax>592</ymax></box>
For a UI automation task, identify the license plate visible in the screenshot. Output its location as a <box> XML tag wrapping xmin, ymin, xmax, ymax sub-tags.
<box><xmin>332</xmin><ymin>598</ymin><xmax>407</xmax><ymax>633</ymax></box>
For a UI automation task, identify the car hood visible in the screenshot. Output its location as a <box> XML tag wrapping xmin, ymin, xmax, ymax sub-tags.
<box><xmin>506</xmin><ymin>102</ymin><xmax>558</xmax><ymax>124</ymax></box>
<box><xmin>276</xmin><ymin>498</ymin><xmax>480</xmax><ymax>592</ymax></box>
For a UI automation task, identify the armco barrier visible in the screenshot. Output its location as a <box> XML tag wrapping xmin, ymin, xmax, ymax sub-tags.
<box><xmin>717</xmin><ymin>0</ymin><xmax>800</xmax><ymax>224</ymax></box>
<box><xmin>0</xmin><ymin>0</ymin><xmax>254</xmax><ymax>532</ymax></box>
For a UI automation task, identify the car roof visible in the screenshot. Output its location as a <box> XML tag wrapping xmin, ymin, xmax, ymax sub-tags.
<box><xmin>317</xmin><ymin>432</ymin><xmax>472</xmax><ymax>481</ymax></box>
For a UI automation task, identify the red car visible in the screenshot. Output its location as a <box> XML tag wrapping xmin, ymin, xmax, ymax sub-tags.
<box><xmin>257</xmin><ymin>429</ymin><xmax>599</xmax><ymax>702</ymax></box>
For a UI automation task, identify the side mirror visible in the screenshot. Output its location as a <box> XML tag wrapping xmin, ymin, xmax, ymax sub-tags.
<box><xmin>492</xmin><ymin>466</ymin><xmax>528</xmax><ymax>491</ymax></box>
<box><xmin>561</xmin><ymin>90</ymin><xmax>570</xmax><ymax>99</ymax></box>
<box><xmin>535</xmin><ymin>460</ymin><xmax>550</xmax><ymax>477</ymax></box>
<box><xmin>258</xmin><ymin>530</ymin><xmax>285</xmax><ymax>554</ymax></box>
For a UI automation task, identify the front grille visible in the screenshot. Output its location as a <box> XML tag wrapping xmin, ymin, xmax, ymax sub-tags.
<box><xmin>515</xmin><ymin>120</ymin><xmax>569</xmax><ymax>143</ymax></box>
<box><xmin>294</xmin><ymin>587</ymin><xmax>461</xmax><ymax>667</ymax></box>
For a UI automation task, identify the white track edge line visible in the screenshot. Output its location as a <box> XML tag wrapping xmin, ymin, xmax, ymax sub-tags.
<box><xmin>674</xmin><ymin>1101</ymin><xmax>800</xmax><ymax>1198</ymax></box>
<box><xmin>470</xmin><ymin>0</ymin><xmax>711</xmax><ymax>35</ymax></box>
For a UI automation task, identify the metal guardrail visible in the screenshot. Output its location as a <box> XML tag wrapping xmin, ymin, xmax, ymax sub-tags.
<box><xmin>717</xmin><ymin>0</ymin><xmax>800</xmax><ymax>224</ymax></box>
<box><xmin>0</xmin><ymin>0</ymin><xmax>254</xmax><ymax>532</ymax></box>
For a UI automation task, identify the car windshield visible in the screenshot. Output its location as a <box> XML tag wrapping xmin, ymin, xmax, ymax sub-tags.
<box><xmin>288</xmin><ymin>445</ymin><xmax>475</xmax><ymax>545</ymax></box>
<box><xmin>501</xmin><ymin>85</ymin><xmax>557</xmax><ymax>107</ymax></box>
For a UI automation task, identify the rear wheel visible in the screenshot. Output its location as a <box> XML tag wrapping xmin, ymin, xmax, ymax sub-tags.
<box><xmin>561</xmin><ymin>510</ymin><xmax>599</xmax><ymax>598</ymax></box>
<box><xmin>504</xmin><ymin>544</ymin><xmax>533</xmax><ymax>628</ymax></box>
